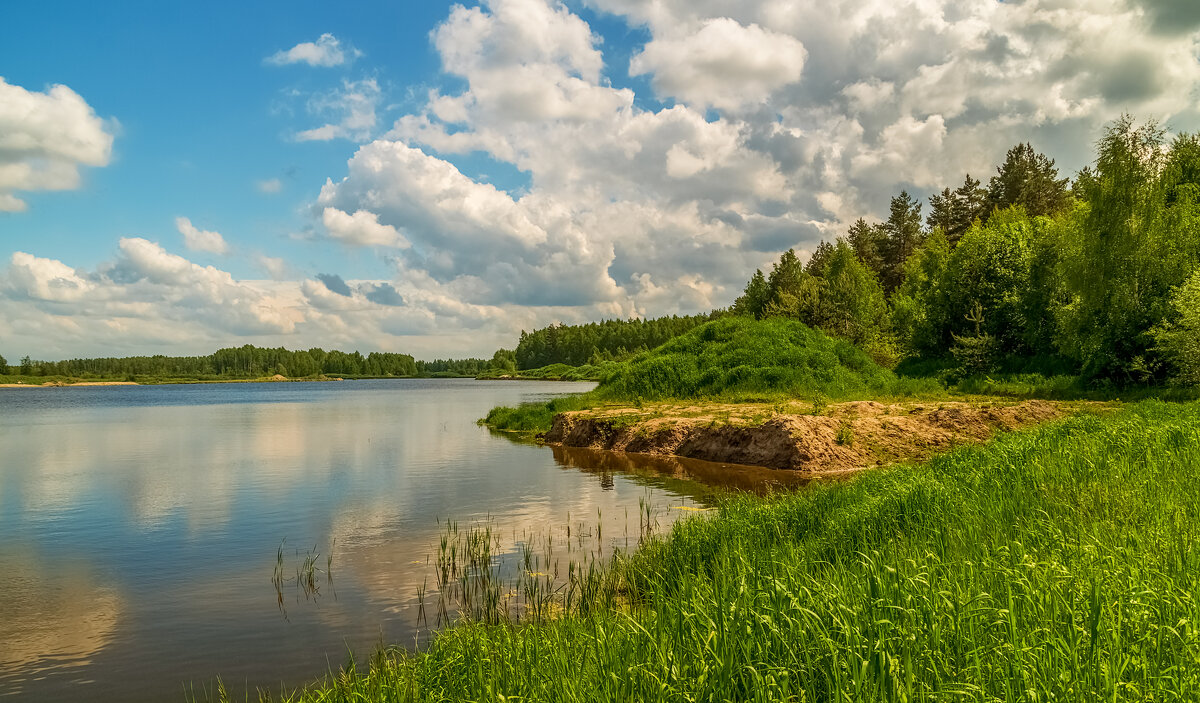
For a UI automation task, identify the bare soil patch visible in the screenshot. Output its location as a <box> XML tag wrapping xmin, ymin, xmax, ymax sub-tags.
<box><xmin>542</xmin><ymin>399</ymin><xmax>1088</xmax><ymax>475</ymax></box>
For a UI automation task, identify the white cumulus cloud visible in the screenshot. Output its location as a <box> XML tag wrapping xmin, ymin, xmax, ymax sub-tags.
<box><xmin>0</xmin><ymin>77</ymin><xmax>114</xmax><ymax>212</ymax></box>
<box><xmin>175</xmin><ymin>217</ymin><xmax>229</xmax><ymax>255</ymax></box>
<box><xmin>630</xmin><ymin>18</ymin><xmax>807</xmax><ymax>111</ymax></box>
<box><xmin>266</xmin><ymin>33</ymin><xmax>360</xmax><ymax>67</ymax></box>
<box><xmin>322</xmin><ymin>207</ymin><xmax>410</xmax><ymax>248</ymax></box>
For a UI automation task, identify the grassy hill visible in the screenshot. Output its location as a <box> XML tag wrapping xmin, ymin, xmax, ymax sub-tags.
<box><xmin>595</xmin><ymin>316</ymin><xmax>915</xmax><ymax>401</ymax></box>
<box><xmin>484</xmin><ymin>317</ymin><xmax>938</xmax><ymax>433</ymax></box>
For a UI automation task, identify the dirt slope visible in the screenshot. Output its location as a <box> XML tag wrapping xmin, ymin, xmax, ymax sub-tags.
<box><xmin>542</xmin><ymin>399</ymin><xmax>1072</xmax><ymax>474</ymax></box>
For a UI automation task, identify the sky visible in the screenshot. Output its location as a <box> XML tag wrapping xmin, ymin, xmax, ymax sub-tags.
<box><xmin>2</xmin><ymin>0</ymin><xmax>1200</xmax><ymax>361</ymax></box>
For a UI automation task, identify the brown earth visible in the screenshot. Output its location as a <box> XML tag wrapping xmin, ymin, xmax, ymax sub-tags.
<box><xmin>541</xmin><ymin>399</ymin><xmax>1079</xmax><ymax>475</ymax></box>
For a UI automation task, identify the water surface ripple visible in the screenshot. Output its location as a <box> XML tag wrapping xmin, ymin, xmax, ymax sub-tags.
<box><xmin>0</xmin><ymin>379</ymin><xmax>794</xmax><ymax>701</ymax></box>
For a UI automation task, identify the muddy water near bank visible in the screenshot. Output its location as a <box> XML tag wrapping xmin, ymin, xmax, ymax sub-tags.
<box><xmin>0</xmin><ymin>380</ymin><xmax>798</xmax><ymax>703</ymax></box>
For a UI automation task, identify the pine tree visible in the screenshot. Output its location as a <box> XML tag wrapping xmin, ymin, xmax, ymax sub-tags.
<box><xmin>766</xmin><ymin>249</ymin><xmax>807</xmax><ymax>302</ymax></box>
<box><xmin>951</xmin><ymin>174</ymin><xmax>987</xmax><ymax>239</ymax></box>
<box><xmin>882</xmin><ymin>190</ymin><xmax>923</xmax><ymax>292</ymax></box>
<box><xmin>927</xmin><ymin>175</ymin><xmax>988</xmax><ymax>247</ymax></box>
<box><xmin>986</xmin><ymin>143</ymin><xmax>1072</xmax><ymax>217</ymax></box>
<box><xmin>846</xmin><ymin>218</ymin><xmax>886</xmax><ymax>279</ymax></box>
<box><xmin>733</xmin><ymin>270</ymin><xmax>771</xmax><ymax>319</ymax></box>
<box><xmin>926</xmin><ymin>188</ymin><xmax>955</xmax><ymax>236</ymax></box>
<box><xmin>805</xmin><ymin>240</ymin><xmax>836</xmax><ymax>278</ymax></box>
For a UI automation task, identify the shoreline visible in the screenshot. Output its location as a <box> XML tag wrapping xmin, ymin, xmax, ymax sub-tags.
<box><xmin>0</xmin><ymin>381</ymin><xmax>140</xmax><ymax>388</ymax></box>
<box><xmin>0</xmin><ymin>375</ymin><xmax>597</xmax><ymax>389</ymax></box>
<box><xmin>0</xmin><ymin>376</ymin><xmax>347</xmax><ymax>388</ymax></box>
<box><xmin>518</xmin><ymin>397</ymin><xmax>1098</xmax><ymax>475</ymax></box>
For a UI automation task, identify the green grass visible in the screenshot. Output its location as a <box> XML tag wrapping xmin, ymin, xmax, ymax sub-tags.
<box><xmin>219</xmin><ymin>400</ymin><xmax>1200</xmax><ymax>702</ymax></box>
<box><xmin>948</xmin><ymin>372</ymin><xmax>1200</xmax><ymax>402</ymax></box>
<box><xmin>480</xmin><ymin>395</ymin><xmax>599</xmax><ymax>433</ymax></box>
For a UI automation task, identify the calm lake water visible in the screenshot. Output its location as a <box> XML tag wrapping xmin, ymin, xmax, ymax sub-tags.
<box><xmin>0</xmin><ymin>379</ymin><xmax>808</xmax><ymax>701</ymax></box>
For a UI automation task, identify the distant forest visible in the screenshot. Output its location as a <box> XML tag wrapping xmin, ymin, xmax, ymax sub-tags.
<box><xmin>1</xmin><ymin>346</ymin><xmax>491</xmax><ymax>380</ymax></box>
<box><xmin>512</xmin><ymin>312</ymin><xmax>724</xmax><ymax>369</ymax></box>
<box><xmin>0</xmin><ymin>314</ymin><xmax>729</xmax><ymax>380</ymax></box>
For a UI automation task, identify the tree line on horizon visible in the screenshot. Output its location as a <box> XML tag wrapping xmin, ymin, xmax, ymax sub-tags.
<box><xmin>733</xmin><ymin>116</ymin><xmax>1200</xmax><ymax>385</ymax></box>
<box><xmin>0</xmin><ymin>345</ymin><xmax>503</xmax><ymax>380</ymax></box>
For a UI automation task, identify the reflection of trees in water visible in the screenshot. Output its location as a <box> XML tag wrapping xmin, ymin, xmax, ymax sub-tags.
<box><xmin>549</xmin><ymin>445</ymin><xmax>812</xmax><ymax>497</ymax></box>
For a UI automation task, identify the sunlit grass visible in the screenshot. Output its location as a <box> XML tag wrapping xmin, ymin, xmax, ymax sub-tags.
<box><xmin>213</xmin><ymin>400</ymin><xmax>1200</xmax><ymax>702</ymax></box>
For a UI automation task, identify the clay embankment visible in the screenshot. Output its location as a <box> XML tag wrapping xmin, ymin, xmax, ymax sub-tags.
<box><xmin>542</xmin><ymin>399</ymin><xmax>1072</xmax><ymax>475</ymax></box>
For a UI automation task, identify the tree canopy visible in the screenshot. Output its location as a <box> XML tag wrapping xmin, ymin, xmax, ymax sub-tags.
<box><xmin>732</xmin><ymin>118</ymin><xmax>1200</xmax><ymax>386</ymax></box>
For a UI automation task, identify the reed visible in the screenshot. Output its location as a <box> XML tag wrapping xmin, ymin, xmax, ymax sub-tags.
<box><xmin>271</xmin><ymin>540</ymin><xmax>335</xmax><ymax>619</ymax></box>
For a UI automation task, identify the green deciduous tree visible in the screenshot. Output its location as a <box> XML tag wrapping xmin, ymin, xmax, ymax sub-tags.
<box><xmin>1057</xmin><ymin>117</ymin><xmax>1200</xmax><ymax>380</ymax></box>
<box><xmin>890</xmin><ymin>228</ymin><xmax>952</xmax><ymax>356</ymax></box>
<box><xmin>491</xmin><ymin>348</ymin><xmax>517</xmax><ymax>372</ymax></box>
<box><xmin>943</xmin><ymin>207</ymin><xmax>1038</xmax><ymax>355</ymax></box>
<box><xmin>1152</xmin><ymin>269</ymin><xmax>1200</xmax><ymax>386</ymax></box>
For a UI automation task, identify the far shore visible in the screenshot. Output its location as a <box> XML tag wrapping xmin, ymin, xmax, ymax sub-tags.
<box><xmin>0</xmin><ymin>381</ymin><xmax>139</xmax><ymax>388</ymax></box>
<box><xmin>0</xmin><ymin>375</ymin><xmax>348</xmax><ymax>388</ymax></box>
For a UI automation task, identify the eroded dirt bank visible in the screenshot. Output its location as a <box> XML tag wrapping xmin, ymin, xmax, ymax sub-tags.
<box><xmin>542</xmin><ymin>399</ymin><xmax>1079</xmax><ymax>474</ymax></box>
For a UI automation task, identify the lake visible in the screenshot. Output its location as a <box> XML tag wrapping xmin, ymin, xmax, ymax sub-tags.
<box><xmin>0</xmin><ymin>379</ymin><xmax>807</xmax><ymax>701</ymax></box>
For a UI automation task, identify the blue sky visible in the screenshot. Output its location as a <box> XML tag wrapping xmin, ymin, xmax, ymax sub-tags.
<box><xmin>2</xmin><ymin>0</ymin><xmax>1199</xmax><ymax>360</ymax></box>
<box><xmin>1</xmin><ymin>1</ymin><xmax>449</xmax><ymax>280</ymax></box>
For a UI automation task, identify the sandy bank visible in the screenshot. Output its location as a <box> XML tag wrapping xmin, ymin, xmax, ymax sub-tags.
<box><xmin>542</xmin><ymin>399</ymin><xmax>1085</xmax><ymax>475</ymax></box>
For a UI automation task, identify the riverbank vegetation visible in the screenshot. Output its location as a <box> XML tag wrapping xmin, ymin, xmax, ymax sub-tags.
<box><xmin>226</xmin><ymin>400</ymin><xmax>1200</xmax><ymax>701</ymax></box>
